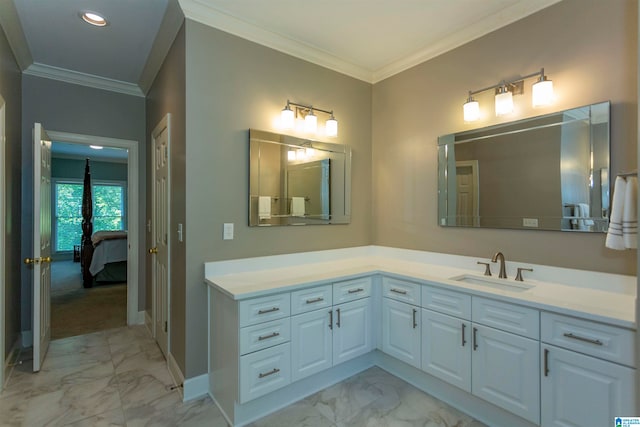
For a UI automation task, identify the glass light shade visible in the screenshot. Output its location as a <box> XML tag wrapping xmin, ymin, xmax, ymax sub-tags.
<box><xmin>495</xmin><ymin>90</ymin><xmax>514</xmax><ymax>116</ymax></box>
<box><xmin>281</xmin><ymin>106</ymin><xmax>294</xmax><ymax>129</ymax></box>
<box><xmin>287</xmin><ymin>150</ymin><xmax>296</xmax><ymax>161</ymax></box>
<box><xmin>532</xmin><ymin>78</ymin><xmax>554</xmax><ymax>107</ymax></box>
<box><xmin>326</xmin><ymin>117</ymin><xmax>338</xmax><ymax>137</ymax></box>
<box><xmin>304</xmin><ymin>112</ymin><xmax>317</xmax><ymax>133</ymax></box>
<box><xmin>463</xmin><ymin>100</ymin><xmax>480</xmax><ymax>122</ymax></box>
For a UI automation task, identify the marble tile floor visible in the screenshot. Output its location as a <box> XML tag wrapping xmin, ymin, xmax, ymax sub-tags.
<box><xmin>0</xmin><ymin>326</ymin><xmax>487</xmax><ymax>427</ymax></box>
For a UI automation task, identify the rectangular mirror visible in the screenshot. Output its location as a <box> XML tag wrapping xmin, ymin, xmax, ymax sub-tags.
<box><xmin>438</xmin><ymin>101</ymin><xmax>610</xmax><ymax>232</ymax></box>
<box><xmin>249</xmin><ymin>129</ymin><xmax>351</xmax><ymax>226</ymax></box>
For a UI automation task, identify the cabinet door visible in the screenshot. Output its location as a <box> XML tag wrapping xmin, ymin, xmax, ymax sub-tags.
<box><xmin>541</xmin><ymin>345</ymin><xmax>636</xmax><ymax>427</ymax></box>
<box><xmin>382</xmin><ymin>298</ymin><xmax>420</xmax><ymax>368</ymax></box>
<box><xmin>291</xmin><ymin>309</ymin><xmax>333</xmax><ymax>382</ymax></box>
<box><xmin>333</xmin><ymin>298</ymin><xmax>372</xmax><ymax>365</ymax></box>
<box><xmin>472</xmin><ymin>324</ymin><xmax>540</xmax><ymax>425</ymax></box>
<box><xmin>421</xmin><ymin>309</ymin><xmax>471</xmax><ymax>392</ymax></box>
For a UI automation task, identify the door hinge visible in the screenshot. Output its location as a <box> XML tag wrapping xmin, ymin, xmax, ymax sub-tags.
<box><xmin>164</xmin><ymin>321</ymin><xmax>168</xmax><ymax>333</ymax></box>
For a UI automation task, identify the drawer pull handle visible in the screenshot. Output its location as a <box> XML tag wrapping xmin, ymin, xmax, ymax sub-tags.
<box><xmin>336</xmin><ymin>308</ymin><xmax>341</xmax><ymax>328</ymax></box>
<box><xmin>412</xmin><ymin>308</ymin><xmax>417</xmax><ymax>328</ymax></box>
<box><xmin>258</xmin><ymin>307</ymin><xmax>280</xmax><ymax>315</ymax></box>
<box><xmin>258</xmin><ymin>368</ymin><xmax>280</xmax><ymax>379</ymax></box>
<box><xmin>257</xmin><ymin>332</ymin><xmax>280</xmax><ymax>341</ymax></box>
<box><xmin>348</xmin><ymin>288</ymin><xmax>364</xmax><ymax>294</ymax></box>
<box><xmin>461</xmin><ymin>323</ymin><xmax>466</xmax><ymax>347</ymax></box>
<box><xmin>473</xmin><ymin>327</ymin><xmax>478</xmax><ymax>351</ymax></box>
<box><xmin>329</xmin><ymin>310</ymin><xmax>333</xmax><ymax>330</ymax></box>
<box><xmin>390</xmin><ymin>288</ymin><xmax>407</xmax><ymax>295</ymax></box>
<box><xmin>563</xmin><ymin>333</ymin><xmax>603</xmax><ymax>346</ymax></box>
<box><xmin>306</xmin><ymin>297</ymin><xmax>324</xmax><ymax>304</ymax></box>
<box><xmin>544</xmin><ymin>348</ymin><xmax>550</xmax><ymax>377</ymax></box>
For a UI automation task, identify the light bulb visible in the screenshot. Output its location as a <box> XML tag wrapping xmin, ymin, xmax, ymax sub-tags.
<box><xmin>495</xmin><ymin>86</ymin><xmax>514</xmax><ymax>116</ymax></box>
<box><xmin>304</xmin><ymin>110</ymin><xmax>317</xmax><ymax>133</ymax></box>
<box><xmin>532</xmin><ymin>77</ymin><xmax>554</xmax><ymax>107</ymax></box>
<box><xmin>281</xmin><ymin>104</ymin><xmax>294</xmax><ymax>129</ymax></box>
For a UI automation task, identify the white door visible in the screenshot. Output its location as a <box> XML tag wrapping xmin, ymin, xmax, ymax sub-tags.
<box><xmin>381</xmin><ymin>298</ymin><xmax>420</xmax><ymax>368</ymax></box>
<box><xmin>333</xmin><ymin>298</ymin><xmax>372</xmax><ymax>365</ymax></box>
<box><xmin>291</xmin><ymin>309</ymin><xmax>332</xmax><ymax>381</ymax></box>
<box><xmin>471</xmin><ymin>324</ymin><xmax>540</xmax><ymax>425</ymax></box>
<box><xmin>541</xmin><ymin>345</ymin><xmax>635</xmax><ymax>427</ymax></box>
<box><xmin>421</xmin><ymin>309</ymin><xmax>471</xmax><ymax>392</ymax></box>
<box><xmin>151</xmin><ymin>116</ymin><xmax>170</xmax><ymax>356</ymax></box>
<box><xmin>455</xmin><ymin>161</ymin><xmax>479</xmax><ymax>227</ymax></box>
<box><xmin>30</xmin><ymin>123</ymin><xmax>52</xmax><ymax>372</ymax></box>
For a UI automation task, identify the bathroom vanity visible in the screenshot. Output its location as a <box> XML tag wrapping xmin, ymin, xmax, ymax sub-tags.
<box><xmin>205</xmin><ymin>246</ymin><xmax>636</xmax><ymax>427</ymax></box>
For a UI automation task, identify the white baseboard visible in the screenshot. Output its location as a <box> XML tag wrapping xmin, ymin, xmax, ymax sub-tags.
<box><xmin>3</xmin><ymin>337</ymin><xmax>21</xmax><ymax>389</ymax></box>
<box><xmin>183</xmin><ymin>373</ymin><xmax>209</xmax><ymax>402</ymax></box>
<box><xmin>167</xmin><ymin>351</ymin><xmax>185</xmax><ymax>399</ymax></box>
<box><xmin>144</xmin><ymin>311</ymin><xmax>154</xmax><ymax>338</ymax></box>
<box><xmin>21</xmin><ymin>330</ymin><xmax>33</xmax><ymax>348</ymax></box>
<box><xmin>135</xmin><ymin>311</ymin><xmax>145</xmax><ymax>325</ymax></box>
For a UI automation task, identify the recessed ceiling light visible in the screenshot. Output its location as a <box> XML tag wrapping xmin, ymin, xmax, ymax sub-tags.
<box><xmin>80</xmin><ymin>11</ymin><xmax>108</xmax><ymax>27</ymax></box>
<box><xmin>90</xmin><ymin>145</ymin><xmax>104</xmax><ymax>150</ymax></box>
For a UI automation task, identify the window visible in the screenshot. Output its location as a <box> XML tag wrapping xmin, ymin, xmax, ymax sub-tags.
<box><xmin>54</xmin><ymin>180</ymin><xmax>126</xmax><ymax>252</ymax></box>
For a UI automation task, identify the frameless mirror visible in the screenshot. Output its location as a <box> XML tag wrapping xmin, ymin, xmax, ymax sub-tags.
<box><xmin>438</xmin><ymin>101</ymin><xmax>610</xmax><ymax>232</ymax></box>
<box><xmin>249</xmin><ymin>129</ymin><xmax>351</xmax><ymax>226</ymax></box>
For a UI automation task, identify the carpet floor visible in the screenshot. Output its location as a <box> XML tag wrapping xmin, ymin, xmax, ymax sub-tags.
<box><xmin>51</xmin><ymin>260</ymin><xmax>127</xmax><ymax>340</ymax></box>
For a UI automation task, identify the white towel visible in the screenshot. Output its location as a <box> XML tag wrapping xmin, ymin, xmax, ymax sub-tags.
<box><xmin>291</xmin><ymin>197</ymin><xmax>305</xmax><ymax>217</ymax></box>
<box><xmin>578</xmin><ymin>203</ymin><xmax>594</xmax><ymax>228</ymax></box>
<box><xmin>623</xmin><ymin>176</ymin><xmax>637</xmax><ymax>249</ymax></box>
<box><xmin>606</xmin><ymin>177</ymin><xmax>627</xmax><ymax>250</ymax></box>
<box><xmin>258</xmin><ymin>196</ymin><xmax>271</xmax><ymax>220</ymax></box>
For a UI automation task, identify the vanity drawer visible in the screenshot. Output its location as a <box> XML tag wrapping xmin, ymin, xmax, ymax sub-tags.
<box><xmin>333</xmin><ymin>276</ymin><xmax>372</xmax><ymax>304</ymax></box>
<box><xmin>240</xmin><ymin>318</ymin><xmax>291</xmax><ymax>355</ymax></box>
<box><xmin>240</xmin><ymin>342</ymin><xmax>291</xmax><ymax>403</ymax></box>
<box><xmin>541</xmin><ymin>312</ymin><xmax>635</xmax><ymax>366</ymax></box>
<box><xmin>291</xmin><ymin>284</ymin><xmax>333</xmax><ymax>315</ymax></box>
<box><xmin>239</xmin><ymin>293</ymin><xmax>290</xmax><ymax>327</ymax></box>
<box><xmin>382</xmin><ymin>276</ymin><xmax>421</xmax><ymax>305</ymax></box>
<box><xmin>472</xmin><ymin>297</ymin><xmax>539</xmax><ymax>339</ymax></box>
<box><xmin>422</xmin><ymin>285</ymin><xmax>471</xmax><ymax>320</ymax></box>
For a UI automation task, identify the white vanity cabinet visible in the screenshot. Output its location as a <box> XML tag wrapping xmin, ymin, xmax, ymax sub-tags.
<box><xmin>382</xmin><ymin>277</ymin><xmax>421</xmax><ymax>368</ymax></box>
<box><xmin>291</xmin><ymin>277</ymin><xmax>372</xmax><ymax>382</ymax></box>
<box><xmin>540</xmin><ymin>312</ymin><xmax>636</xmax><ymax>427</ymax></box>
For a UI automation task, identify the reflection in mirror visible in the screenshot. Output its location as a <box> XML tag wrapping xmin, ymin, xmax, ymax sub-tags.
<box><xmin>249</xmin><ymin>129</ymin><xmax>351</xmax><ymax>226</ymax></box>
<box><xmin>438</xmin><ymin>102</ymin><xmax>610</xmax><ymax>232</ymax></box>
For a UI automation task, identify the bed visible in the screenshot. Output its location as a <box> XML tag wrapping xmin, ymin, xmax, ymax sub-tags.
<box><xmin>88</xmin><ymin>230</ymin><xmax>128</xmax><ymax>284</ymax></box>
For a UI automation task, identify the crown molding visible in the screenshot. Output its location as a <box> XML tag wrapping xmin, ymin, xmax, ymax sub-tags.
<box><xmin>0</xmin><ymin>0</ymin><xmax>33</xmax><ymax>71</ymax></box>
<box><xmin>138</xmin><ymin>0</ymin><xmax>185</xmax><ymax>95</ymax></box>
<box><xmin>372</xmin><ymin>0</ymin><xmax>563</xmax><ymax>83</ymax></box>
<box><xmin>178</xmin><ymin>0</ymin><xmax>373</xmax><ymax>83</ymax></box>
<box><xmin>24</xmin><ymin>63</ymin><xmax>144</xmax><ymax>97</ymax></box>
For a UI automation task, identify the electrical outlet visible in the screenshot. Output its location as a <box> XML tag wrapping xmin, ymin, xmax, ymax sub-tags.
<box><xmin>523</xmin><ymin>218</ymin><xmax>539</xmax><ymax>227</ymax></box>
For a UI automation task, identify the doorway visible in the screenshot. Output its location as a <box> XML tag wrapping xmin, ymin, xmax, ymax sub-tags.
<box><xmin>46</xmin><ymin>130</ymin><xmax>140</xmax><ymax>331</ymax></box>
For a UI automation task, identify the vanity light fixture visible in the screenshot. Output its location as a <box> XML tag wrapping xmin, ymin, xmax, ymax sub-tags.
<box><xmin>80</xmin><ymin>11</ymin><xmax>108</xmax><ymax>27</ymax></box>
<box><xmin>280</xmin><ymin>100</ymin><xmax>338</xmax><ymax>137</ymax></box>
<box><xmin>463</xmin><ymin>68</ymin><xmax>554</xmax><ymax>122</ymax></box>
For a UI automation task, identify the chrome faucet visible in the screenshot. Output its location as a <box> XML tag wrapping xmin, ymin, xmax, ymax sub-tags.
<box><xmin>491</xmin><ymin>252</ymin><xmax>507</xmax><ymax>279</ymax></box>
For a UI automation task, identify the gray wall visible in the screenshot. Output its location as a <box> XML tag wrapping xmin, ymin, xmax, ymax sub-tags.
<box><xmin>146</xmin><ymin>24</ymin><xmax>187</xmax><ymax>373</ymax></box>
<box><xmin>183</xmin><ymin>21</ymin><xmax>373</xmax><ymax>377</ymax></box>
<box><xmin>0</xmin><ymin>19</ymin><xmax>22</xmax><ymax>360</ymax></box>
<box><xmin>372</xmin><ymin>0</ymin><xmax>637</xmax><ymax>275</ymax></box>
<box><xmin>51</xmin><ymin>158</ymin><xmax>128</xmax><ymax>182</ymax></box>
<box><xmin>21</xmin><ymin>75</ymin><xmax>146</xmax><ymax>332</ymax></box>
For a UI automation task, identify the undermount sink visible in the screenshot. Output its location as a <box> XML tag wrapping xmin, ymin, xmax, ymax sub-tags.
<box><xmin>449</xmin><ymin>274</ymin><xmax>535</xmax><ymax>292</ymax></box>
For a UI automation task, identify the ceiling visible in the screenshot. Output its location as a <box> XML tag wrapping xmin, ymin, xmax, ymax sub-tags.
<box><xmin>4</xmin><ymin>0</ymin><xmax>561</xmax><ymax>94</ymax></box>
<box><xmin>51</xmin><ymin>141</ymin><xmax>128</xmax><ymax>163</ymax></box>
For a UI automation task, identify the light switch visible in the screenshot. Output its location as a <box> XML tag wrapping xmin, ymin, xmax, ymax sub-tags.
<box><xmin>223</xmin><ymin>223</ymin><xmax>234</xmax><ymax>240</ymax></box>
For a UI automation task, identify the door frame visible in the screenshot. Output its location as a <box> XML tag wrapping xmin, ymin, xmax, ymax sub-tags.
<box><xmin>0</xmin><ymin>94</ymin><xmax>5</xmax><ymax>390</ymax></box>
<box><xmin>47</xmin><ymin>130</ymin><xmax>140</xmax><ymax>325</ymax></box>
<box><xmin>150</xmin><ymin>114</ymin><xmax>171</xmax><ymax>351</ymax></box>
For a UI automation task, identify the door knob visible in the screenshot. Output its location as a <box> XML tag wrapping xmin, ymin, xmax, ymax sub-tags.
<box><xmin>24</xmin><ymin>257</ymin><xmax>40</xmax><ymax>265</ymax></box>
<box><xmin>148</xmin><ymin>247</ymin><xmax>158</xmax><ymax>254</ymax></box>
<box><xmin>41</xmin><ymin>256</ymin><xmax>52</xmax><ymax>263</ymax></box>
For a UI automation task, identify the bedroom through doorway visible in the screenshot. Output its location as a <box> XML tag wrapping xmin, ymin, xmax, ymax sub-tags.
<box><xmin>48</xmin><ymin>135</ymin><xmax>136</xmax><ymax>339</ymax></box>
